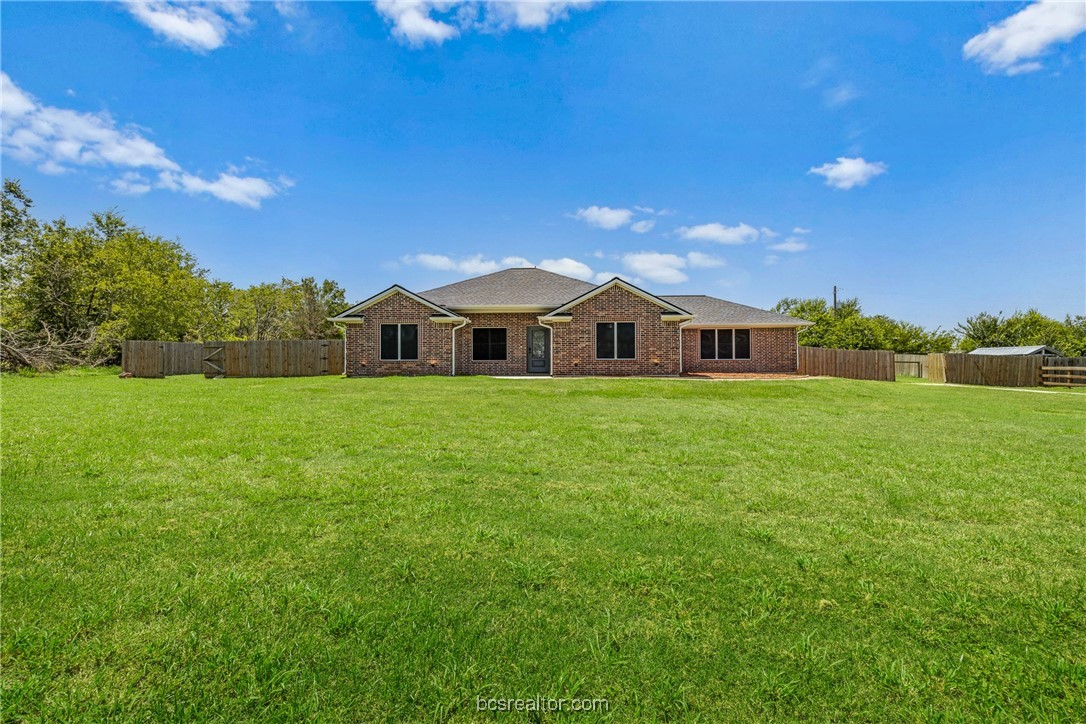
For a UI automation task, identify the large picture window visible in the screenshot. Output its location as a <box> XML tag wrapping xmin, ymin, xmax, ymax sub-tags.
<box><xmin>699</xmin><ymin>329</ymin><xmax>751</xmax><ymax>360</ymax></box>
<box><xmin>472</xmin><ymin>328</ymin><xmax>508</xmax><ymax>361</ymax></box>
<box><xmin>380</xmin><ymin>324</ymin><xmax>418</xmax><ymax>360</ymax></box>
<box><xmin>596</xmin><ymin>322</ymin><xmax>636</xmax><ymax>359</ymax></box>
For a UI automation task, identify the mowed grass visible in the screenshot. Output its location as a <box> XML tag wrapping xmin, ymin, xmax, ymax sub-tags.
<box><xmin>2</xmin><ymin>371</ymin><xmax>1084</xmax><ymax>721</ymax></box>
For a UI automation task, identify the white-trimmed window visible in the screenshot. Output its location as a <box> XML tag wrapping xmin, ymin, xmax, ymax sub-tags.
<box><xmin>700</xmin><ymin>329</ymin><xmax>751</xmax><ymax>360</ymax></box>
<box><xmin>472</xmin><ymin>328</ymin><xmax>508</xmax><ymax>361</ymax></box>
<box><xmin>380</xmin><ymin>324</ymin><xmax>419</xmax><ymax>360</ymax></box>
<box><xmin>596</xmin><ymin>322</ymin><xmax>636</xmax><ymax>359</ymax></box>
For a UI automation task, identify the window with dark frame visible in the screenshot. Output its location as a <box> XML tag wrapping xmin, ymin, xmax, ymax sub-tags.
<box><xmin>699</xmin><ymin>329</ymin><xmax>752</xmax><ymax>360</ymax></box>
<box><xmin>472</xmin><ymin>328</ymin><xmax>508</xmax><ymax>361</ymax></box>
<box><xmin>596</xmin><ymin>322</ymin><xmax>636</xmax><ymax>359</ymax></box>
<box><xmin>380</xmin><ymin>323</ymin><xmax>419</xmax><ymax>360</ymax></box>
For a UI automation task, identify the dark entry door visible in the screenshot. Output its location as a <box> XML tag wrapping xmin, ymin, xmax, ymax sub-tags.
<box><xmin>526</xmin><ymin>326</ymin><xmax>550</xmax><ymax>374</ymax></box>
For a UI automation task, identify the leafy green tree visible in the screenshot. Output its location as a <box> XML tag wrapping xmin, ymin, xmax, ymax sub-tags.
<box><xmin>773</xmin><ymin>296</ymin><xmax>955</xmax><ymax>353</ymax></box>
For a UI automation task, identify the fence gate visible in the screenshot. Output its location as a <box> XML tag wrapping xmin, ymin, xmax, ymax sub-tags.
<box><xmin>203</xmin><ymin>343</ymin><xmax>225</xmax><ymax>378</ymax></box>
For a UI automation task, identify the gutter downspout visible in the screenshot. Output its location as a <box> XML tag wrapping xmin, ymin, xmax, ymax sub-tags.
<box><xmin>678</xmin><ymin>320</ymin><xmax>693</xmax><ymax>375</ymax></box>
<box><xmin>450</xmin><ymin>318</ymin><xmax>469</xmax><ymax>376</ymax></box>
<box><xmin>333</xmin><ymin>322</ymin><xmax>348</xmax><ymax>376</ymax></box>
<box><xmin>537</xmin><ymin>318</ymin><xmax>555</xmax><ymax>377</ymax></box>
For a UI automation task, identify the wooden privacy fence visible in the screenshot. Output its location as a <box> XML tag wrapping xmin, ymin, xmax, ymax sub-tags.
<box><xmin>202</xmin><ymin>340</ymin><xmax>344</xmax><ymax>378</ymax></box>
<box><xmin>894</xmin><ymin>353</ymin><xmax>928</xmax><ymax>378</ymax></box>
<box><xmin>122</xmin><ymin>341</ymin><xmax>204</xmax><ymax>378</ymax></box>
<box><xmin>931</xmin><ymin>354</ymin><xmax>1086</xmax><ymax>387</ymax></box>
<box><xmin>798</xmin><ymin>346</ymin><xmax>895</xmax><ymax>381</ymax></box>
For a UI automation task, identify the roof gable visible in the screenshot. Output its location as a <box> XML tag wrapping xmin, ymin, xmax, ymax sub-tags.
<box><xmin>330</xmin><ymin>285</ymin><xmax>457</xmax><ymax>320</ymax></box>
<box><xmin>547</xmin><ymin>278</ymin><xmax>692</xmax><ymax>316</ymax></box>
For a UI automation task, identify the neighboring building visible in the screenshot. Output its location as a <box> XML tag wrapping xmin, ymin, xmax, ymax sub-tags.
<box><xmin>328</xmin><ymin>268</ymin><xmax>811</xmax><ymax>377</ymax></box>
<box><xmin>969</xmin><ymin>345</ymin><xmax>1062</xmax><ymax>356</ymax></box>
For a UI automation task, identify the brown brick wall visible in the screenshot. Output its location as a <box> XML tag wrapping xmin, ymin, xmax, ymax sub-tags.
<box><xmin>455</xmin><ymin>312</ymin><xmax>542</xmax><ymax>376</ymax></box>
<box><xmin>551</xmin><ymin>285</ymin><xmax>682</xmax><ymax>376</ymax></box>
<box><xmin>344</xmin><ymin>292</ymin><xmax>453</xmax><ymax>376</ymax></box>
<box><xmin>681</xmin><ymin>327</ymin><xmax>798</xmax><ymax>374</ymax></box>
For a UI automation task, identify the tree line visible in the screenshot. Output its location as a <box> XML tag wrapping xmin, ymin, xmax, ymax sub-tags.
<box><xmin>2</xmin><ymin>179</ymin><xmax>1083</xmax><ymax>370</ymax></box>
<box><xmin>773</xmin><ymin>296</ymin><xmax>1084</xmax><ymax>357</ymax></box>
<box><xmin>1</xmin><ymin>180</ymin><xmax>345</xmax><ymax>370</ymax></box>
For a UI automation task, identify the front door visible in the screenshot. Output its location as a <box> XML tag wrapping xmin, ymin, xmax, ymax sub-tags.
<box><xmin>526</xmin><ymin>326</ymin><xmax>550</xmax><ymax>374</ymax></box>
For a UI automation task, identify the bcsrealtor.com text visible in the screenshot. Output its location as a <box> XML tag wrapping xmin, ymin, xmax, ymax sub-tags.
<box><xmin>476</xmin><ymin>696</ymin><xmax>610</xmax><ymax>713</ymax></box>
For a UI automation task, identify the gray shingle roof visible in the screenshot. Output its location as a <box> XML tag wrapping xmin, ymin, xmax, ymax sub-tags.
<box><xmin>969</xmin><ymin>345</ymin><xmax>1062</xmax><ymax>356</ymax></box>
<box><xmin>420</xmin><ymin>268</ymin><xmax>596</xmax><ymax>308</ymax></box>
<box><xmin>660</xmin><ymin>295</ymin><xmax>811</xmax><ymax>327</ymax></box>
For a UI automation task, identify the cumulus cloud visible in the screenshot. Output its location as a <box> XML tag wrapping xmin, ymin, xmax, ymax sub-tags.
<box><xmin>539</xmin><ymin>257</ymin><xmax>594</xmax><ymax>280</ymax></box>
<box><xmin>374</xmin><ymin>1</ymin><xmax>593</xmax><ymax>46</ymax></box>
<box><xmin>808</xmin><ymin>156</ymin><xmax>887</xmax><ymax>190</ymax></box>
<box><xmin>402</xmin><ymin>253</ymin><xmax>532</xmax><ymax>275</ymax></box>
<box><xmin>622</xmin><ymin>252</ymin><xmax>688</xmax><ymax>284</ymax></box>
<box><xmin>793</xmin><ymin>227</ymin><xmax>811</xmax><ymax>234</ymax></box>
<box><xmin>1</xmin><ymin>73</ymin><xmax>288</xmax><ymax>208</ymax></box>
<box><xmin>769</xmin><ymin>237</ymin><xmax>809</xmax><ymax>253</ymax></box>
<box><xmin>675</xmin><ymin>221</ymin><xmax>761</xmax><ymax>245</ymax></box>
<box><xmin>618</xmin><ymin>250</ymin><xmax>724</xmax><ymax>284</ymax></box>
<box><xmin>686</xmin><ymin>251</ymin><xmax>724</xmax><ymax>268</ymax></box>
<box><xmin>571</xmin><ymin>205</ymin><xmax>635</xmax><ymax>230</ymax></box>
<box><xmin>630</xmin><ymin>219</ymin><xmax>656</xmax><ymax>234</ymax></box>
<box><xmin>401</xmin><ymin>248</ymin><xmax>722</xmax><ymax>286</ymax></box>
<box><xmin>123</xmin><ymin>1</ymin><xmax>252</xmax><ymax>52</ymax></box>
<box><xmin>964</xmin><ymin>1</ymin><xmax>1086</xmax><ymax>76</ymax></box>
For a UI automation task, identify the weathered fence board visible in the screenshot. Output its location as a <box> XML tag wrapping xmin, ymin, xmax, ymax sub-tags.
<box><xmin>798</xmin><ymin>347</ymin><xmax>895</xmax><ymax>381</ymax></box>
<box><xmin>122</xmin><ymin>341</ymin><xmax>204</xmax><ymax>377</ymax></box>
<box><xmin>203</xmin><ymin>340</ymin><xmax>345</xmax><ymax>378</ymax></box>
<box><xmin>894</xmin><ymin>353</ymin><xmax>928</xmax><ymax>378</ymax></box>
<box><xmin>122</xmin><ymin>341</ymin><xmax>165</xmax><ymax>378</ymax></box>
<box><xmin>943</xmin><ymin>354</ymin><xmax>1042</xmax><ymax>387</ymax></box>
<box><xmin>927</xmin><ymin>353</ymin><xmax>947</xmax><ymax>383</ymax></box>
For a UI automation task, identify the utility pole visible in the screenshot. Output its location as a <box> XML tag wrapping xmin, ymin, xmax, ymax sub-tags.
<box><xmin>833</xmin><ymin>285</ymin><xmax>838</xmax><ymax>316</ymax></box>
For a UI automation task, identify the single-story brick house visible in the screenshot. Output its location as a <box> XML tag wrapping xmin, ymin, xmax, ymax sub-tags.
<box><xmin>328</xmin><ymin>267</ymin><xmax>811</xmax><ymax>377</ymax></box>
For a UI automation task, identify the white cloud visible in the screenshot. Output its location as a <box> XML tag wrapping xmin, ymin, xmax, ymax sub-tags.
<box><xmin>111</xmin><ymin>172</ymin><xmax>153</xmax><ymax>195</ymax></box>
<box><xmin>539</xmin><ymin>257</ymin><xmax>594</xmax><ymax>280</ymax></box>
<box><xmin>824</xmin><ymin>82</ymin><xmax>859</xmax><ymax>107</ymax></box>
<box><xmin>675</xmin><ymin>221</ymin><xmax>761</xmax><ymax>245</ymax></box>
<box><xmin>622</xmin><ymin>252</ymin><xmax>688</xmax><ymax>284</ymax></box>
<box><xmin>964</xmin><ymin>1</ymin><xmax>1086</xmax><ymax>76</ymax></box>
<box><xmin>633</xmin><ymin>205</ymin><xmax>655</xmax><ymax>214</ymax></box>
<box><xmin>808</xmin><ymin>156</ymin><xmax>887</xmax><ymax>190</ymax></box>
<box><xmin>402</xmin><ymin>253</ymin><xmax>530</xmax><ymax>275</ymax></box>
<box><xmin>769</xmin><ymin>237</ymin><xmax>808</xmax><ymax>253</ymax></box>
<box><xmin>1</xmin><ymin>72</ymin><xmax>288</xmax><ymax>208</ymax></box>
<box><xmin>571</xmin><ymin>205</ymin><xmax>634</xmax><ymax>230</ymax></box>
<box><xmin>686</xmin><ymin>251</ymin><xmax>724</xmax><ymax>268</ymax></box>
<box><xmin>793</xmin><ymin>227</ymin><xmax>811</xmax><ymax>234</ymax></box>
<box><xmin>123</xmin><ymin>1</ymin><xmax>251</xmax><ymax>52</ymax></box>
<box><xmin>374</xmin><ymin>1</ymin><xmax>459</xmax><ymax>46</ymax></box>
<box><xmin>759</xmin><ymin>226</ymin><xmax>779</xmax><ymax>239</ymax></box>
<box><xmin>630</xmin><ymin>219</ymin><xmax>656</xmax><ymax>234</ymax></box>
<box><xmin>374</xmin><ymin>1</ymin><xmax>592</xmax><ymax>46</ymax></box>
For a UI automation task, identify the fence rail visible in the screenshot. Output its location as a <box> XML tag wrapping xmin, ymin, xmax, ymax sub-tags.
<box><xmin>798</xmin><ymin>347</ymin><xmax>895</xmax><ymax>381</ymax></box>
<box><xmin>1041</xmin><ymin>365</ymin><xmax>1086</xmax><ymax>387</ymax></box>
<box><xmin>894</xmin><ymin>353</ymin><xmax>928</xmax><ymax>378</ymax></box>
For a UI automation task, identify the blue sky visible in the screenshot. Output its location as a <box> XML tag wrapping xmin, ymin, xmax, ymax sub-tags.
<box><xmin>2</xmin><ymin>1</ymin><xmax>1084</xmax><ymax>328</ymax></box>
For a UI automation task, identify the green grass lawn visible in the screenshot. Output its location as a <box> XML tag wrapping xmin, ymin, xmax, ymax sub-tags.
<box><xmin>3</xmin><ymin>371</ymin><xmax>1084</xmax><ymax>721</ymax></box>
